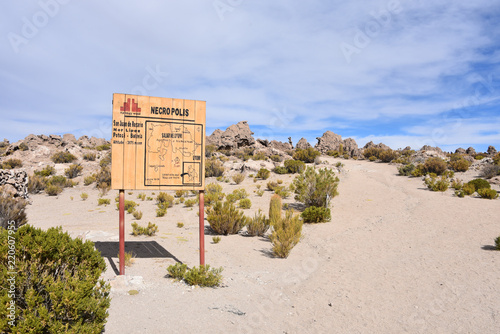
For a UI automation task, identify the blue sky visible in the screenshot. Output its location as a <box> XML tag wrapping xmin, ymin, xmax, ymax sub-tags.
<box><xmin>1</xmin><ymin>0</ymin><xmax>499</xmax><ymax>152</ymax></box>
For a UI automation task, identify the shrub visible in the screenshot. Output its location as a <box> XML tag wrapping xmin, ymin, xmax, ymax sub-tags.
<box><xmin>212</xmin><ymin>236</ymin><xmax>221</xmax><ymax>244</ymax></box>
<box><xmin>232</xmin><ymin>188</ymin><xmax>248</xmax><ymax>200</ymax></box>
<box><xmin>174</xmin><ymin>190</ymin><xmax>187</xmax><ymax>198</ymax></box>
<box><xmin>256</xmin><ymin>190</ymin><xmax>264</xmax><ymax>197</ymax></box>
<box><xmin>284</xmin><ymin>159</ymin><xmax>306</xmax><ymax>174</ymax></box>
<box><xmin>46</xmin><ymin>175</ymin><xmax>67</xmax><ymax>188</ymax></box>
<box><xmin>270</xmin><ymin>155</ymin><xmax>283</xmax><ymax>162</ymax></box>
<box><xmin>183</xmin><ymin>265</ymin><xmax>224</xmax><ymax>287</ymax></box>
<box><xmin>411</xmin><ymin>164</ymin><xmax>425</xmax><ymax>177</ymax></box>
<box><xmin>84</xmin><ymin>175</ymin><xmax>96</xmax><ymax>186</ymax></box>
<box><xmin>137</xmin><ymin>193</ymin><xmax>147</xmax><ymax>201</ymax></box>
<box><xmin>252</xmin><ymin>151</ymin><xmax>267</xmax><ymax>161</ymax></box>
<box><xmin>0</xmin><ymin>225</ymin><xmax>110</xmax><ymax>333</ymax></box>
<box><xmin>451</xmin><ymin>179</ymin><xmax>463</xmax><ymax>190</ymax></box>
<box><xmin>45</xmin><ymin>184</ymin><xmax>63</xmax><ymax>196</ymax></box>
<box><xmin>98</xmin><ymin>198</ymin><xmax>110</xmax><ymax>206</ymax></box>
<box><xmin>51</xmin><ymin>151</ymin><xmax>77</xmax><ymax>163</ymax></box>
<box><xmin>379</xmin><ymin>149</ymin><xmax>399</xmax><ymax>163</ymax></box>
<box><xmin>156</xmin><ymin>204</ymin><xmax>167</xmax><ymax>217</ymax></box>
<box><xmin>301</xmin><ymin>206</ymin><xmax>331</xmax><ymax>223</ymax></box>
<box><xmin>28</xmin><ymin>174</ymin><xmax>46</xmax><ymax>194</ymax></box>
<box><xmin>167</xmin><ymin>263</ymin><xmax>188</xmax><ymax>280</ymax></box>
<box><xmin>269</xmin><ymin>194</ymin><xmax>282</xmax><ymax>227</ymax></box>
<box><xmin>424</xmin><ymin>176</ymin><xmax>449</xmax><ymax>192</ymax></box>
<box><xmin>206</xmin><ymin>201</ymin><xmax>249</xmax><ymax>235</ymax></box>
<box><xmin>95</xmin><ymin>167</ymin><xmax>111</xmax><ymax>190</ymax></box>
<box><xmin>232</xmin><ymin>173</ymin><xmax>245</xmax><ymax>185</ymax></box>
<box><xmin>246</xmin><ymin>210</ymin><xmax>270</xmax><ymax>237</ymax></box>
<box><xmin>185</xmin><ymin>199</ymin><xmax>197</xmax><ymax>207</ymax></box>
<box><xmin>205</xmin><ymin>157</ymin><xmax>225</xmax><ymax>177</ymax></box>
<box><xmin>449</xmin><ymin>158</ymin><xmax>471</xmax><ymax>172</ymax></box>
<box><xmin>256</xmin><ymin>168</ymin><xmax>270</xmax><ymax>180</ymax></box>
<box><xmin>398</xmin><ymin>164</ymin><xmax>415</xmax><ymax>176</ymax></box>
<box><xmin>116</xmin><ymin>200</ymin><xmax>138</xmax><ymax>212</ymax></box>
<box><xmin>120</xmin><ymin>251</ymin><xmax>135</xmax><ymax>267</ymax></box>
<box><xmin>83</xmin><ymin>152</ymin><xmax>96</xmax><ymax>161</ymax></box>
<box><xmin>495</xmin><ymin>236</ymin><xmax>500</xmax><ymax>250</ymax></box>
<box><xmin>267</xmin><ymin>181</ymin><xmax>280</xmax><ymax>191</ymax></box>
<box><xmin>96</xmin><ymin>144</ymin><xmax>111</xmax><ymax>151</ymax></box>
<box><xmin>273</xmin><ymin>166</ymin><xmax>289</xmax><ymax>174</ymax></box>
<box><xmin>293</xmin><ymin>148</ymin><xmax>321</xmax><ymax>163</ymax></box>
<box><xmin>0</xmin><ymin>190</ymin><xmax>28</xmax><ymax>228</ymax></box>
<box><xmin>423</xmin><ymin>157</ymin><xmax>447</xmax><ymax>175</ymax></box>
<box><xmin>462</xmin><ymin>183</ymin><xmax>476</xmax><ymax>196</ymax></box>
<box><xmin>477</xmin><ymin>188</ymin><xmax>498</xmax><ymax>199</ymax></box>
<box><xmin>494</xmin><ymin>153</ymin><xmax>500</xmax><ymax>165</ymax></box>
<box><xmin>363</xmin><ymin>147</ymin><xmax>382</xmax><ymax>160</ymax></box>
<box><xmin>327</xmin><ymin>150</ymin><xmax>339</xmax><ymax>157</ymax></box>
<box><xmin>81</xmin><ymin>192</ymin><xmax>89</xmax><ymax>200</ymax></box>
<box><xmin>18</xmin><ymin>142</ymin><xmax>29</xmax><ymax>151</ymax></box>
<box><xmin>99</xmin><ymin>153</ymin><xmax>111</xmax><ymax>168</ymax></box>
<box><xmin>131</xmin><ymin>222</ymin><xmax>158</xmax><ymax>236</ymax></box>
<box><xmin>270</xmin><ymin>210</ymin><xmax>303</xmax><ymax>258</ymax></box>
<box><xmin>177</xmin><ymin>222</ymin><xmax>184</xmax><ymax>228</ymax></box>
<box><xmin>238</xmin><ymin>198</ymin><xmax>252</xmax><ymax>209</ymax></box>
<box><xmin>157</xmin><ymin>192</ymin><xmax>174</xmax><ymax>207</ymax></box>
<box><xmin>34</xmin><ymin>165</ymin><xmax>56</xmax><ymax>177</ymax></box>
<box><xmin>293</xmin><ymin>167</ymin><xmax>339</xmax><ymax>208</ymax></box>
<box><xmin>467</xmin><ymin>179</ymin><xmax>491</xmax><ymax>192</ymax></box>
<box><xmin>64</xmin><ymin>163</ymin><xmax>83</xmax><ymax>179</ymax></box>
<box><xmin>0</xmin><ymin>158</ymin><xmax>23</xmax><ymax>169</ymax></box>
<box><xmin>204</xmin><ymin>183</ymin><xmax>225</xmax><ymax>206</ymax></box>
<box><xmin>205</xmin><ymin>144</ymin><xmax>217</xmax><ymax>158</ymax></box>
<box><xmin>481</xmin><ymin>165</ymin><xmax>500</xmax><ymax>179</ymax></box>
<box><xmin>369</xmin><ymin>156</ymin><xmax>377</xmax><ymax>162</ymax></box>
<box><xmin>275</xmin><ymin>186</ymin><xmax>290</xmax><ymax>199</ymax></box>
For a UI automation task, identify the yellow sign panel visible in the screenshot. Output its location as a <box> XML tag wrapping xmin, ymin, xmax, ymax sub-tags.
<box><xmin>111</xmin><ymin>93</ymin><xmax>206</xmax><ymax>190</ymax></box>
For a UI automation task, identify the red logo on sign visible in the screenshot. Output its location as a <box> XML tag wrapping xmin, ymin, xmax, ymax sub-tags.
<box><xmin>120</xmin><ymin>98</ymin><xmax>141</xmax><ymax>113</ymax></box>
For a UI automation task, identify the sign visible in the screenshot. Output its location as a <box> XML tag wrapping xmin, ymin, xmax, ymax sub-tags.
<box><xmin>111</xmin><ymin>93</ymin><xmax>206</xmax><ymax>190</ymax></box>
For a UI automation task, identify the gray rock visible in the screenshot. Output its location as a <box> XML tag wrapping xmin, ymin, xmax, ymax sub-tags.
<box><xmin>206</xmin><ymin>121</ymin><xmax>255</xmax><ymax>150</ymax></box>
<box><xmin>487</xmin><ymin>146</ymin><xmax>497</xmax><ymax>156</ymax></box>
<box><xmin>315</xmin><ymin>131</ymin><xmax>343</xmax><ymax>153</ymax></box>
<box><xmin>296</xmin><ymin>138</ymin><xmax>312</xmax><ymax>150</ymax></box>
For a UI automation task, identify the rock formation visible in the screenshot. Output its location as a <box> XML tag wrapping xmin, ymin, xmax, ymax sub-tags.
<box><xmin>296</xmin><ymin>138</ymin><xmax>312</xmax><ymax>150</ymax></box>
<box><xmin>206</xmin><ymin>121</ymin><xmax>255</xmax><ymax>150</ymax></box>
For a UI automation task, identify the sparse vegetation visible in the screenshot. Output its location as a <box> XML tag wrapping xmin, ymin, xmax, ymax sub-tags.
<box><xmin>177</xmin><ymin>222</ymin><xmax>184</xmax><ymax>228</ymax></box>
<box><xmin>183</xmin><ymin>265</ymin><xmax>224</xmax><ymax>287</ymax></box>
<box><xmin>156</xmin><ymin>203</ymin><xmax>167</xmax><ymax>217</ymax></box>
<box><xmin>167</xmin><ymin>263</ymin><xmax>188</xmax><ymax>280</ymax></box>
<box><xmin>185</xmin><ymin>198</ymin><xmax>197</xmax><ymax>207</ymax></box>
<box><xmin>232</xmin><ymin>173</ymin><xmax>245</xmax><ymax>185</ymax></box>
<box><xmin>83</xmin><ymin>152</ymin><xmax>97</xmax><ymax>161</ymax></box>
<box><xmin>246</xmin><ymin>210</ymin><xmax>270</xmax><ymax>237</ymax></box>
<box><xmin>467</xmin><ymin>179</ymin><xmax>491</xmax><ymax>192</ymax></box>
<box><xmin>28</xmin><ymin>174</ymin><xmax>46</xmax><ymax>194</ymax></box>
<box><xmin>65</xmin><ymin>163</ymin><xmax>83</xmax><ymax>179</ymax></box>
<box><xmin>84</xmin><ymin>175</ymin><xmax>96</xmax><ymax>186</ymax></box>
<box><xmin>270</xmin><ymin>209</ymin><xmax>302</xmax><ymax>258</ymax></box>
<box><xmin>98</xmin><ymin>198</ymin><xmax>110</xmax><ymax>206</ymax></box>
<box><xmin>0</xmin><ymin>189</ymin><xmax>28</xmax><ymax>228</ymax></box>
<box><xmin>51</xmin><ymin>151</ymin><xmax>77</xmax><ymax>163</ymax></box>
<box><xmin>212</xmin><ymin>236</ymin><xmax>221</xmax><ymax>244</ymax></box>
<box><xmin>0</xmin><ymin>158</ymin><xmax>23</xmax><ymax>169</ymax></box>
<box><xmin>137</xmin><ymin>193</ymin><xmax>147</xmax><ymax>201</ymax></box>
<box><xmin>34</xmin><ymin>165</ymin><xmax>56</xmax><ymax>177</ymax></box>
<box><xmin>481</xmin><ymin>165</ymin><xmax>500</xmax><ymax>179</ymax></box>
<box><xmin>449</xmin><ymin>155</ymin><xmax>471</xmax><ymax>172</ymax></box>
<box><xmin>131</xmin><ymin>222</ymin><xmax>158</xmax><ymax>236</ymax></box>
<box><xmin>284</xmin><ymin>159</ymin><xmax>306</xmax><ymax>174</ymax></box>
<box><xmin>256</xmin><ymin>168</ymin><xmax>271</xmax><ymax>180</ymax></box>
<box><xmin>398</xmin><ymin>163</ymin><xmax>415</xmax><ymax>176</ymax></box>
<box><xmin>133</xmin><ymin>210</ymin><xmax>143</xmax><ymax>220</ymax></box>
<box><xmin>293</xmin><ymin>148</ymin><xmax>321</xmax><ymax>163</ymax></box>
<box><xmin>81</xmin><ymin>192</ymin><xmax>89</xmax><ymax>200</ymax></box>
<box><xmin>238</xmin><ymin>198</ymin><xmax>252</xmax><ymax>209</ymax></box>
<box><xmin>96</xmin><ymin>143</ymin><xmax>111</xmax><ymax>151</ymax></box>
<box><xmin>120</xmin><ymin>251</ymin><xmax>135</xmax><ymax>267</ymax></box>
<box><xmin>423</xmin><ymin>157</ymin><xmax>447</xmax><ymax>175</ymax></box>
<box><xmin>424</xmin><ymin>175</ymin><xmax>449</xmax><ymax>192</ymax></box>
<box><xmin>205</xmin><ymin>157</ymin><xmax>225</xmax><ymax>177</ymax></box>
<box><xmin>477</xmin><ymin>188</ymin><xmax>498</xmax><ymax>199</ymax></box>
<box><xmin>45</xmin><ymin>184</ymin><xmax>63</xmax><ymax>196</ymax></box>
<box><xmin>157</xmin><ymin>192</ymin><xmax>174</xmax><ymax>207</ymax></box>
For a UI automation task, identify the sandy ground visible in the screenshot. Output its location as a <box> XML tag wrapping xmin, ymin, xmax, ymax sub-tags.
<box><xmin>26</xmin><ymin>158</ymin><xmax>500</xmax><ymax>334</ymax></box>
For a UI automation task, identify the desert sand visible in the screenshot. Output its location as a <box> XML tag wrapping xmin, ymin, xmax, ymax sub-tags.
<box><xmin>26</xmin><ymin>157</ymin><xmax>500</xmax><ymax>334</ymax></box>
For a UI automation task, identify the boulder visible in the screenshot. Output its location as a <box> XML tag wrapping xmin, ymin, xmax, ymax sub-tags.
<box><xmin>315</xmin><ymin>131</ymin><xmax>343</xmax><ymax>153</ymax></box>
<box><xmin>206</xmin><ymin>129</ymin><xmax>223</xmax><ymax>147</ymax></box>
<box><xmin>343</xmin><ymin>138</ymin><xmax>360</xmax><ymax>157</ymax></box>
<box><xmin>455</xmin><ymin>148</ymin><xmax>466</xmax><ymax>155</ymax></box>
<box><xmin>296</xmin><ymin>138</ymin><xmax>312</xmax><ymax>150</ymax></box>
<box><xmin>363</xmin><ymin>141</ymin><xmax>391</xmax><ymax>151</ymax></box>
<box><xmin>207</xmin><ymin>121</ymin><xmax>255</xmax><ymax>150</ymax></box>
<box><xmin>269</xmin><ymin>140</ymin><xmax>292</xmax><ymax>152</ymax></box>
<box><xmin>63</xmin><ymin>134</ymin><xmax>77</xmax><ymax>144</ymax></box>
<box><xmin>487</xmin><ymin>145</ymin><xmax>497</xmax><ymax>156</ymax></box>
<box><xmin>466</xmin><ymin>147</ymin><xmax>476</xmax><ymax>156</ymax></box>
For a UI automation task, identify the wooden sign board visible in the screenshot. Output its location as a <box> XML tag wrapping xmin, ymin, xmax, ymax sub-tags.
<box><xmin>111</xmin><ymin>94</ymin><xmax>206</xmax><ymax>190</ymax></box>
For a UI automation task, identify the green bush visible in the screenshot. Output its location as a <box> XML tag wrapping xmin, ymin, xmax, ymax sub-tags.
<box><xmin>246</xmin><ymin>210</ymin><xmax>270</xmax><ymax>237</ymax></box>
<box><xmin>156</xmin><ymin>192</ymin><xmax>174</xmax><ymax>207</ymax></box>
<box><xmin>0</xmin><ymin>189</ymin><xmax>28</xmax><ymax>229</ymax></box>
<box><xmin>156</xmin><ymin>204</ymin><xmax>167</xmax><ymax>217</ymax></box>
<box><xmin>167</xmin><ymin>263</ymin><xmax>188</xmax><ymax>280</ymax></box>
<box><xmin>301</xmin><ymin>206</ymin><xmax>331</xmax><ymax>223</ymax></box>
<box><xmin>205</xmin><ymin>144</ymin><xmax>217</xmax><ymax>158</ymax></box>
<box><xmin>379</xmin><ymin>149</ymin><xmax>399</xmax><ymax>163</ymax></box>
<box><xmin>462</xmin><ymin>183</ymin><xmax>476</xmax><ymax>196</ymax></box>
<box><xmin>45</xmin><ymin>184</ymin><xmax>63</xmax><ymax>196</ymax></box>
<box><xmin>424</xmin><ymin>176</ymin><xmax>449</xmax><ymax>192</ymax></box>
<box><xmin>0</xmin><ymin>158</ymin><xmax>23</xmax><ymax>169</ymax></box>
<box><xmin>449</xmin><ymin>158</ymin><xmax>471</xmax><ymax>172</ymax></box>
<box><xmin>204</xmin><ymin>183</ymin><xmax>225</xmax><ymax>206</ymax></box>
<box><xmin>99</xmin><ymin>153</ymin><xmax>111</xmax><ymax>168</ymax></box>
<box><xmin>83</xmin><ymin>152</ymin><xmax>96</xmax><ymax>161</ymax></box>
<box><xmin>256</xmin><ymin>190</ymin><xmax>264</xmax><ymax>197</ymax></box>
<box><xmin>64</xmin><ymin>163</ymin><xmax>83</xmax><ymax>179</ymax></box>
<box><xmin>326</xmin><ymin>150</ymin><xmax>339</xmax><ymax>157</ymax></box>
<box><xmin>274</xmin><ymin>186</ymin><xmax>290</xmax><ymax>199</ymax></box>
<box><xmin>477</xmin><ymin>188</ymin><xmax>498</xmax><ymax>199</ymax></box>
<box><xmin>256</xmin><ymin>168</ymin><xmax>271</xmax><ymax>180</ymax></box>
<box><xmin>206</xmin><ymin>201</ymin><xmax>249</xmax><ymax>235</ymax></box>
<box><xmin>363</xmin><ymin>147</ymin><xmax>383</xmax><ymax>160</ymax></box>
<box><xmin>467</xmin><ymin>179</ymin><xmax>491</xmax><ymax>192</ymax></box>
<box><xmin>0</xmin><ymin>225</ymin><xmax>110</xmax><ymax>333</ymax></box>
<box><xmin>252</xmin><ymin>151</ymin><xmax>267</xmax><ymax>161</ymax></box>
<box><xmin>28</xmin><ymin>174</ymin><xmax>46</xmax><ymax>194</ymax></box>
<box><xmin>238</xmin><ymin>198</ymin><xmax>252</xmax><ymax>209</ymax></box>
<box><xmin>284</xmin><ymin>159</ymin><xmax>306</xmax><ymax>174</ymax></box>
<box><xmin>131</xmin><ymin>222</ymin><xmax>158</xmax><ymax>236</ymax></box>
<box><xmin>270</xmin><ymin>155</ymin><xmax>283</xmax><ymax>162</ymax></box>
<box><xmin>273</xmin><ymin>166</ymin><xmax>289</xmax><ymax>174</ymax></box>
<box><xmin>96</xmin><ymin>144</ymin><xmax>111</xmax><ymax>151</ymax></box>
<box><xmin>398</xmin><ymin>164</ymin><xmax>415</xmax><ymax>176</ymax></box>
<box><xmin>293</xmin><ymin>167</ymin><xmax>339</xmax><ymax>208</ymax></box>
<box><xmin>495</xmin><ymin>236</ymin><xmax>500</xmax><ymax>250</ymax></box>
<box><xmin>116</xmin><ymin>200</ymin><xmax>138</xmax><ymax>212</ymax></box>
<box><xmin>84</xmin><ymin>175</ymin><xmax>96</xmax><ymax>186</ymax></box>
<box><xmin>51</xmin><ymin>151</ymin><xmax>77</xmax><ymax>163</ymax></box>
<box><xmin>81</xmin><ymin>193</ymin><xmax>89</xmax><ymax>201</ymax></box>
<box><xmin>423</xmin><ymin>157</ymin><xmax>447</xmax><ymax>175</ymax></box>
<box><xmin>494</xmin><ymin>153</ymin><xmax>500</xmax><ymax>165</ymax></box>
<box><xmin>293</xmin><ymin>148</ymin><xmax>321</xmax><ymax>163</ymax></box>
<box><xmin>174</xmin><ymin>190</ymin><xmax>187</xmax><ymax>198</ymax></box>
<box><xmin>133</xmin><ymin>210</ymin><xmax>143</xmax><ymax>220</ymax></box>
<box><xmin>411</xmin><ymin>164</ymin><xmax>425</xmax><ymax>177</ymax></box>
<box><xmin>183</xmin><ymin>265</ymin><xmax>224</xmax><ymax>287</ymax></box>
<box><xmin>97</xmin><ymin>198</ymin><xmax>110</xmax><ymax>206</ymax></box>
<box><xmin>267</xmin><ymin>181</ymin><xmax>280</xmax><ymax>191</ymax></box>
<box><xmin>205</xmin><ymin>157</ymin><xmax>225</xmax><ymax>177</ymax></box>
<box><xmin>34</xmin><ymin>165</ymin><xmax>56</xmax><ymax>177</ymax></box>
<box><xmin>18</xmin><ymin>142</ymin><xmax>28</xmax><ymax>151</ymax></box>
<box><xmin>185</xmin><ymin>198</ymin><xmax>197</xmax><ymax>207</ymax></box>
<box><xmin>270</xmin><ymin>210</ymin><xmax>302</xmax><ymax>258</ymax></box>
<box><xmin>232</xmin><ymin>173</ymin><xmax>245</xmax><ymax>185</ymax></box>
<box><xmin>269</xmin><ymin>194</ymin><xmax>282</xmax><ymax>227</ymax></box>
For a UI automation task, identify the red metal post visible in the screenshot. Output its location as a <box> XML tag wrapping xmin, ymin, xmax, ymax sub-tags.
<box><xmin>119</xmin><ymin>189</ymin><xmax>125</xmax><ymax>275</ymax></box>
<box><xmin>199</xmin><ymin>190</ymin><xmax>205</xmax><ymax>266</ymax></box>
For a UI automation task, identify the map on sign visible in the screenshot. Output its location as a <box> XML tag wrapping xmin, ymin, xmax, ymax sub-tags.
<box><xmin>111</xmin><ymin>94</ymin><xmax>206</xmax><ymax>190</ymax></box>
<box><xmin>145</xmin><ymin>121</ymin><xmax>203</xmax><ymax>186</ymax></box>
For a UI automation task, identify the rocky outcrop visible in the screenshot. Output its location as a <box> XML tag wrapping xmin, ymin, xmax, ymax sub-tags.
<box><xmin>315</xmin><ymin>131</ymin><xmax>343</xmax><ymax>153</ymax></box>
<box><xmin>363</xmin><ymin>141</ymin><xmax>391</xmax><ymax>151</ymax></box>
<box><xmin>343</xmin><ymin>138</ymin><xmax>360</xmax><ymax>157</ymax></box>
<box><xmin>0</xmin><ymin>170</ymin><xmax>28</xmax><ymax>198</ymax></box>
<box><xmin>269</xmin><ymin>140</ymin><xmax>292</xmax><ymax>152</ymax></box>
<box><xmin>296</xmin><ymin>138</ymin><xmax>312</xmax><ymax>150</ymax></box>
<box><xmin>487</xmin><ymin>146</ymin><xmax>497</xmax><ymax>156</ymax></box>
<box><xmin>466</xmin><ymin>147</ymin><xmax>476</xmax><ymax>156</ymax></box>
<box><xmin>455</xmin><ymin>148</ymin><xmax>466</xmax><ymax>155</ymax></box>
<box><xmin>206</xmin><ymin>121</ymin><xmax>255</xmax><ymax>150</ymax></box>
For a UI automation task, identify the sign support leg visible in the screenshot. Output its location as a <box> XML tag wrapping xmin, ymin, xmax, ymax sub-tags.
<box><xmin>119</xmin><ymin>189</ymin><xmax>125</xmax><ymax>275</ymax></box>
<box><xmin>199</xmin><ymin>190</ymin><xmax>205</xmax><ymax>266</ymax></box>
